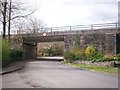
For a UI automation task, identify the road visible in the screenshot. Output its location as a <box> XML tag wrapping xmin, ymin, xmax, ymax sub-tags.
<box><xmin>2</xmin><ymin>60</ymin><xmax>118</xmax><ymax>88</ymax></box>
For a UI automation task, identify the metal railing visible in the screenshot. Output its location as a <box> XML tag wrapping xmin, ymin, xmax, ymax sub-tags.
<box><xmin>38</xmin><ymin>22</ymin><xmax>118</xmax><ymax>33</ymax></box>
<box><xmin>10</xmin><ymin>22</ymin><xmax>118</xmax><ymax>36</ymax></box>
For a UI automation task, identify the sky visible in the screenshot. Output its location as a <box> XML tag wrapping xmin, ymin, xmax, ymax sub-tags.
<box><xmin>23</xmin><ymin>0</ymin><xmax>119</xmax><ymax>27</ymax></box>
<box><xmin>0</xmin><ymin>0</ymin><xmax>119</xmax><ymax>34</ymax></box>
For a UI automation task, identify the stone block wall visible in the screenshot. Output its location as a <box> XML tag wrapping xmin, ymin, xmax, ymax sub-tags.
<box><xmin>64</xmin><ymin>32</ymin><xmax>119</xmax><ymax>55</ymax></box>
<box><xmin>105</xmin><ymin>33</ymin><xmax>116</xmax><ymax>55</ymax></box>
<box><xmin>79</xmin><ymin>33</ymin><xmax>106</xmax><ymax>54</ymax></box>
<box><xmin>23</xmin><ymin>43</ymin><xmax>37</xmax><ymax>59</ymax></box>
<box><xmin>64</xmin><ymin>35</ymin><xmax>74</xmax><ymax>51</ymax></box>
<box><xmin>116</xmin><ymin>33</ymin><xmax>120</xmax><ymax>54</ymax></box>
<box><xmin>22</xmin><ymin>28</ymin><xmax>119</xmax><ymax>59</ymax></box>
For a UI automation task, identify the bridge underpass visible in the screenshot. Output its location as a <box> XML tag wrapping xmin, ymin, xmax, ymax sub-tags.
<box><xmin>22</xmin><ymin>23</ymin><xmax>120</xmax><ymax>60</ymax></box>
<box><xmin>23</xmin><ymin>35</ymin><xmax>65</xmax><ymax>60</ymax></box>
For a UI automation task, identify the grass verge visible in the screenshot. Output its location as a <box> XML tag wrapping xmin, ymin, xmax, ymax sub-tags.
<box><xmin>67</xmin><ymin>63</ymin><xmax>118</xmax><ymax>75</ymax></box>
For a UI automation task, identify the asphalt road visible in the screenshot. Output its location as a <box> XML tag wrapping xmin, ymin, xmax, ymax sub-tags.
<box><xmin>2</xmin><ymin>60</ymin><xmax>118</xmax><ymax>88</ymax></box>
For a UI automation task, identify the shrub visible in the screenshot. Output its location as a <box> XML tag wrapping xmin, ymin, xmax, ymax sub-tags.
<box><xmin>2</xmin><ymin>39</ymin><xmax>10</xmax><ymax>62</ymax></box>
<box><xmin>9</xmin><ymin>49</ymin><xmax>23</xmax><ymax>60</ymax></box>
<box><xmin>113</xmin><ymin>53</ymin><xmax>120</xmax><ymax>61</ymax></box>
<box><xmin>73</xmin><ymin>48</ymin><xmax>84</xmax><ymax>60</ymax></box>
<box><xmin>64</xmin><ymin>47</ymin><xmax>84</xmax><ymax>62</ymax></box>
<box><xmin>93</xmin><ymin>53</ymin><xmax>118</xmax><ymax>62</ymax></box>
<box><xmin>53</xmin><ymin>43</ymin><xmax>63</xmax><ymax>56</ymax></box>
<box><xmin>85</xmin><ymin>45</ymin><xmax>97</xmax><ymax>60</ymax></box>
<box><xmin>38</xmin><ymin>43</ymin><xmax>63</xmax><ymax>56</ymax></box>
<box><xmin>91</xmin><ymin>52</ymin><xmax>104</xmax><ymax>62</ymax></box>
<box><xmin>64</xmin><ymin>50</ymin><xmax>76</xmax><ymax>63</ymax></box>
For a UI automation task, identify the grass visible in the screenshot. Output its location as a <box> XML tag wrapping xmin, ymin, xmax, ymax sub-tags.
<box><xmin>67</xmin><ymin>63</ymin><xmax>118</xmax><ymax>75</ymax></box>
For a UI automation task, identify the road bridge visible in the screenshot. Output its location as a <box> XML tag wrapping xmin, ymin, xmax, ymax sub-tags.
<box><xmin>22</xmin><ymin>23</ymin><xmax>120</xmax><ymax>59</ymax></box>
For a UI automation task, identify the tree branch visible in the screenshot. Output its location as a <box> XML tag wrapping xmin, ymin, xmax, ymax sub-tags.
<box><xmin>10</xmin><ymin>9</ymin><xmax>37</xmax><ymax>20</ymax></box>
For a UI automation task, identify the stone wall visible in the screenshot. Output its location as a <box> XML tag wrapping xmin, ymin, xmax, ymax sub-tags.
<box><xmin>64</xmin><ymin>35</ymin><xmax>74</xmax><ymax>51</ymax></box>
<box><xmin>23</xmin><ymin>43</ymin><xmax>37</xmax><ymax>59</ymax></box>
<box><xmin>116</xmin><ymin>33</ymin><xmax>120</xmax><ymax>54</ymax></box>
<box><xmin>23</xmin><ymin>28</ymin><xmax>120</xmax><ymax>59</ymax></box>
<box><xmin>74</xmin><ymin>61</ymin><xmax>115</xmax><ymax>67</ymax></box>
<box><xmin>64</xmin><ymin>32</ymin><xmax>120</xmax><ymax>55</ymax></box>
<box><xmin>79</xmin><ymin>33</ymin><xmax>106</xmax><ymax>54</ymax></box>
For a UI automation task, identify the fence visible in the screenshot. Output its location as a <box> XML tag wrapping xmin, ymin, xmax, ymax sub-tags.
<box><xmin>9</xmin><ymin>22</ymin><xmax>118</xmax><ymax>36</ymax></box>
<box><xmin>38</xmin><ymin>22</ymin><xmax>118</xmax><ymax>32</ymax></box>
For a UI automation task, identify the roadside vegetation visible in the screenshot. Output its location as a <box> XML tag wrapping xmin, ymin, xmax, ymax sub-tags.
<box><xmin>2</xmin><ymin>39</ymin><xmax>23</xmax><ymax>67</ymax></box>
<box><xmin>68</xmin><ymin>63</ymin><xmax>118</xmax><ymax>75</ymax></box>
<box><xmin>64</xmin><ymin>35</ymin><xmax>119</xmax><ymax>75</ymax></box>
<box><xmin>64</xmin><ymin>44</ymin><xmax>120</xmax><ymax>63</ymax></box>
<box><xmin>1</xmin><ymin>0</ymin><xmax>42</xmax><ymax>66</ymax></box>
<box><xmin>38</xmin><ymin>43</ymin><xmax>64</xmax><ymax>57</ymax></box>
<box><xmin>2</xmin><ymin>39</ymin><xmax>10</xmax><ymax>64</ymax></box>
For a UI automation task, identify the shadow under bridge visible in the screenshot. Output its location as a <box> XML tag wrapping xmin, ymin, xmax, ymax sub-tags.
<box><xmin>23</xmin><ymin>35</ymin><xmax>65</xmax><ymax>60</ymax></box>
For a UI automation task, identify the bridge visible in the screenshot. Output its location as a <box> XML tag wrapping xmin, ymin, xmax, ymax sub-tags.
<box><xmin>21</xmin><ymin>23</ymin><xmax>120</xmax><ymax>59</ymax></box>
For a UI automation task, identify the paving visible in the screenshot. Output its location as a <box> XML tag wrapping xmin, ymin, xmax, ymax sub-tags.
<box><xmin>1</xmin><ymin>61</ymin><xmax>25</xmax><ymax>75</ymax></box>
<box><xmin>2</xmin><ymin>60</ymin><xmax>118</xmax><ymax>88</ymax></box>
<box><xmin>37</xmin><ymin>56</ymin><xmax>64</xmax><ymax>61</ymax></box>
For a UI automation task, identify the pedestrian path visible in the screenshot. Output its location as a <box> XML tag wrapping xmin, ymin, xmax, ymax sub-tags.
<box><xmin>1</xmin><ymin>61</ymin><xmax>25</xmax><ymax>75</ymax></box>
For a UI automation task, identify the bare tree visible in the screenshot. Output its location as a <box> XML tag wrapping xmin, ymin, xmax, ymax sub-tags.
<box><xmin>9</xmin><ymin>17</ymin><xmax>46</xmax><ymax>50</ymax></box>
<box><xmin>26</xmin><ymin>17</ymin><xmax>46</xmax><ymax>34</ymax></box>
<box><xmin>0</xmin><ymin>0</ymin><xmax>7</xmax><ymax>38</ymax></box>
<box><xmin>0</xmin><ymin>0</ymin><xmax>37</xmax><ymax>39</ymax></box>
<box><xmin>8</xmin><ymin>0</ymin><xmax>11</xmax><ymax>41</ymax></box>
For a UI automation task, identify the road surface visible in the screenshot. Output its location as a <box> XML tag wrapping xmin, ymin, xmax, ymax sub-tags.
<box><xmin>2</xmin><ymin>60</ymin><xmax>118</xmax><ymax>88</ymax></box>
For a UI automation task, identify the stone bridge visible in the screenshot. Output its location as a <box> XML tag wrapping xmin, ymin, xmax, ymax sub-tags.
<box><xmin>22</xmin><ymin>23</ymin><xmax>120</xmax><ymax>59</ymax></box>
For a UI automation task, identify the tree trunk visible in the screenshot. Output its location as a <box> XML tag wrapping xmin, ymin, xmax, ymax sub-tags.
<box><xmin>3</xmin><ymin>1</ymin><xmax>7</xmax><ymax>39</ymax></box>
<box><xmin>8</xmin><ymin>1</ymin><xmax>12</xmax><ymax>42</ymax></box>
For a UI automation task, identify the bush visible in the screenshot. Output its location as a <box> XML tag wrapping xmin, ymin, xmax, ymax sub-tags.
<box><xmin>91</xmin><ymin>52</ymin><xmax>104</xmax><ymax>62</ymax></box>
<box><xmin>64</xmin><ymin>43</ymin><xmax>120</xmax><ymax>63</ymax></box>
<box><xmin>92</xmin><ymin>53</ymin><xmax>119</xmax><ymax>62</ymax></box>
<box><xmin>2</xmin><ymin>39</ymin><xmax>11</xmax><ymax>66</ymax></box>
<box><xmin>9</xmin><ymin>49</ymin><xmax>23</xmax><ymax>60</ymax></box>
<box><xmin>64</xmin><ymin>50</ymin><xmax>76</xmax><ymax>63</ymax></box>
<box><xmin>73</xmin><ymin>48</ymin><xmax>84</xmax><ymax>60</ymax></box>
<box><xmin>113</xmin><ymin>53</ymin><xmax>120</xmax><ymax>61</ymax></box>
<box><xmin>38</xmin><ymin>43</ymin><xmax>63</xmax><ymax>56</ymax></box>
<box><xmin>2</xmin><ymin>39</ymin><xmax>10</xmax><ymax>62</ymax></box>
<box><xmin>53</xmin><ymin>43</ymin><xmax>63</xmax><ymax>56</ymax></box>
<box><xmin>64</xmin><ymin>47</ymin><xmax>84</xmax><ymax>62</ymax></box>
<box><xmin>85</xmin><ymin>45</ymin><xmax>97</xmax><ymax>60</ymax></box>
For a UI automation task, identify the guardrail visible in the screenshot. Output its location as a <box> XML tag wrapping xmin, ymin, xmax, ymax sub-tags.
<box><xmin>38</xmin><ymin>22</ymin><xmax>118</xmax><ymax>33</ymax></box>
<box><xmin>9</xmin><ymin>22</ymin><xmax>118</xmax><ymax>36</ymax></box>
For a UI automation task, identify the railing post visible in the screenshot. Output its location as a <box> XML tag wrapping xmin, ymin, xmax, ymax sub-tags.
<box><xmin>51</xmin><ymin>28</ymin><xmax>52</xmax><ymax>32</ymax></box>
<box><xmin>91</xmin><ymin>25</ymin><xmax>93</xmax><ymax>30</ymax></box>
<box><xmin>115</xmin><ymin>23</ymin><xmax>118</xmax><ymax>29</ymax></box>
<box><xmin>70</xmin><ymin>26</ymin><xmax>71</xmax><ymax>31</ymax></box>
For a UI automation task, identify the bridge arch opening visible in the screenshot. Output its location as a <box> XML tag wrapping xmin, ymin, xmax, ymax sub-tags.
<box><xmin>37</xmin><ymin>41</ymin><xmax>64</xmax><ymax>61</ymax></box>
<box><xmin>23</xmin><ymin>35</ymin><xmax>66</xmax><ymax>60</ymax></box>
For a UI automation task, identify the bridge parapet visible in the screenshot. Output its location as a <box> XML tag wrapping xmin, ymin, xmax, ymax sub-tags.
<box><xmin>27</xmin><ymin>28</ymin><xmax>119</xmax><ymax>38</ymax></box>
<box><xmin>39</xmin><ymin>23</ymin><xmax>118</xmax><ymax>32</ymax></box>
<box><xmin>11</xmin><ymin>23</ymin><xmax>119</xmax><ymax>37</ymax></box>
<box><xmin>23</xmin><ymin>23</ymin><xmax>119</xmax><ymax>37</ymax></box>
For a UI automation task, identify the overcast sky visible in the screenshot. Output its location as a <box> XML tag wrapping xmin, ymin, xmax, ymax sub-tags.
<box><xmin>22</xmin><ymin>0</ymin><xmax>119</xmax><ymax>27</ymax></box>
<box><xmin>0</xmin><ymin>0</ymin><xmax>119</xmax><ymax>35</ymax></box>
